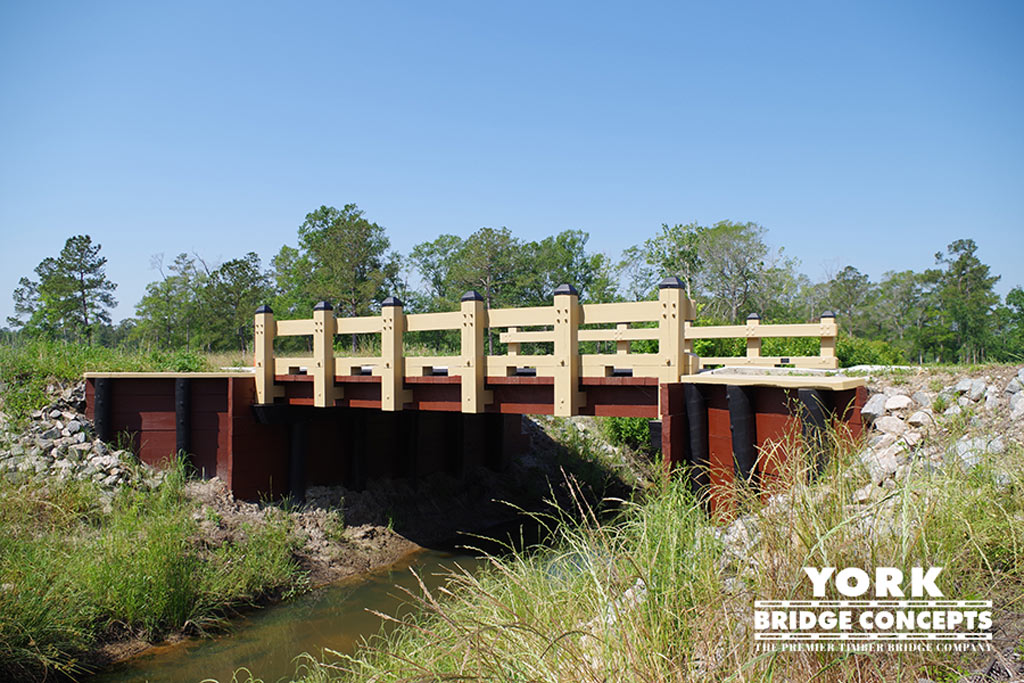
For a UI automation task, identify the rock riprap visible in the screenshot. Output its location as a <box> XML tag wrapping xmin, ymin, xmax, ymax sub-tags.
<box><xmin>0</xmin><ymin>382</ymin><xmax>160</xmax><ymax>489</ymax></box>
<box><xmin>853</xmin><ymin>365</ymin><xmax>1023</xmax><ymax>495</ymax></box>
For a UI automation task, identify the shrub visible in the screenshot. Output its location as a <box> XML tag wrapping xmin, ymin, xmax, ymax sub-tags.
<box><xmin>836</xmin><ymin>334</ymin><xmax>905</xmax><ymax>367</ymax></box>
<box><xmin>602</xmin><ymin>416</ymin><xmax>651</xmax><ymax>453</ymax></box>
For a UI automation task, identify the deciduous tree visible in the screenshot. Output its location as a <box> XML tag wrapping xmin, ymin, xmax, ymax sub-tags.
<box><xmin>297</xmin><ymin>204</ymin><xmax>400</xmax><ymax>351</ymax></box>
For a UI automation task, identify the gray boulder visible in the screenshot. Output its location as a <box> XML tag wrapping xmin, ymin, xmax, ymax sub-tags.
<box><xmin>874</xmin><ymin>416</ymin><xmax>907</xmax><ymax>436</ymax></box>
<box><xmin>911</xmin><ymin>391</ymin><xmax>933</xmax><ymax>407</ymax></box>
<box><xmin>947</xmin><ymin>436</ymin><xmax>1005</xmax><ymax>471</ymax></box>
<box><xmin>954</xmin><ymin>378</ymin><xmax>973</xmax><ymax>394</ymax></box>
<box><xmin>885</xmin><ymin>395</ymin><xmax>914</xmax><ymax>412</ymax></box>
<box><xmin>862</xmin><ymin>394</ymin><xmax>887</xmax><ymax>423</ymax></box>
<box><xmin>968</xmin><ymin>379</ymin><xmax>987</xmax><ymax>402</ymax></box>
<box><xmin>985</xmin><ymin>390</ymin><xmax>999</xmax><ymax>412</ymax></box>
<box><xmin>1006</xmin><ymin>377</ymin><xmax>1023</xmax><ymax>395</ymax></box>
<box><xmin>907</xmin><ymin>410</ymin><xmax>932</xmax><ymax>428</ymax></box>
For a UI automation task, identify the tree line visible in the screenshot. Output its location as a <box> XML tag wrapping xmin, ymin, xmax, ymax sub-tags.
<box><xmin>6</xmin><ymin>204</ymin><xmax>1023</xmax><ymax>364</ymax></box>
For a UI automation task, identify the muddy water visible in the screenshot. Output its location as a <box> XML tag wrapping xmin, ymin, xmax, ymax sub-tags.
<box><xmin>90</xmin><ymin>549</ymin><xmax>486</xmax><ymax>683</ymax></box>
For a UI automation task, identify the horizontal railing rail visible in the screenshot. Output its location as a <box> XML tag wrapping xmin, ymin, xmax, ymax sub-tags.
<box><xmin>253</xmin><ymin>277</ymin><xmax>839</xmax><ymax>414</ymax></box>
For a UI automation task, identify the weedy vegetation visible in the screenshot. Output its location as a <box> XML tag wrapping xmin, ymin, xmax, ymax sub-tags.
<box><xmin>241</xmin><ymin>423</ymin><xmax>1023</xmax><ymax>683</ymax></box>
<box><xmin>0</xmin><ymin>458</ymin><xmax>302</xmax><ymax>680</ymax></box>
<box><xmin>0</xmin><ymin>340</ymin><xmax>213</xmax><ymax>425</ymax></box>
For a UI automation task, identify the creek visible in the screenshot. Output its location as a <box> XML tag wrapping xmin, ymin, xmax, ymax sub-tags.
<box><xmin>89</xmin><ymin>548</ymin><xmax>486</xmax><ymax>683</ymax></box>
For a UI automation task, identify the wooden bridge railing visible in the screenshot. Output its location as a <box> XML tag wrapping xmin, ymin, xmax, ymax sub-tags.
<box><xmin>254</xmin><ymin>277</ymin><xmax>838</xmax><ymax>415</ymax></box>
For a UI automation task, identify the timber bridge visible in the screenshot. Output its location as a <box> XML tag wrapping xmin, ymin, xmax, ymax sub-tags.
<box><xmin>85</xmin><ymin>278</ymin><xmax>865</xmax><ymax>507</ymax></box>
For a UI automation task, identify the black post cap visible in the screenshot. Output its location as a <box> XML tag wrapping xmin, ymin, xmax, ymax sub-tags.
<box><xmin>255</xmin><ymin>304</ymin><xmax>273</xmax><ymax>314</ymax></box>
<box><xmin>659</xmin><ymin>276</ymin><xmax>684</xmax><ymax>289</ymax></box>
<box><xmin>820</xmin><ymin>310</ymin><xmax>836</xmax><ymax>319</ymax></box>
<box><xmin>746</xmin><ymin>312</ymin><xmax>761</xmax><ymax>321</ymax></box>
<box><xmin>313</xmin><ymin>300</ymin><xmax>333</xmax><ymax>311</ymax></box>
<box><xmin>461</xmin><ymin>290</ymin><xmax>484</xmax><ymax>302</ymax></box>
<box><xmin>381</xmin><ymin>296</ymin><xmax>403</xmax><ymax>307</ymax></box>
<box><xmin>553</xmin><ymin>283</ymin><xmax>578</xmax><ymax>296</ymax></box>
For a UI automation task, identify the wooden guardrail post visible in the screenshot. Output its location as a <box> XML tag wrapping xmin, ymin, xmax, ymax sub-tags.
<box><xmin>682</xmin><ymin>295</ymin><xmax>698</xmax><ymax>374</ymax></box>
<box><xmin>460</xmin><ymin>291</ymin><xmax>491</xmax><ymax>413</ymax></box>
<box><xmin>658</xmin><ymin>277</ymin><xmax>686</xmax><ymax>384</ymax></box>
<box><xmin>380</xmin><ymin>296</ymin><xmax>411</xmax><ymax>411</ymax></box>
<box><xmin>254</xmin><ymin>304</ymin><xmax>283</xmax><ymax>404</ymax></box>
<box><xmin>616</xmin><ymin>322</ymin><xmax>630</xmax><ymax>355</ymax></box>
<box><xmin>507</xmin><ymin>327</ymin><xmax>520</xmax><ymax>357</ymax></box>
<box><xmin>312</xmin><ymin>301</ymin><xmax>337</xmax><ymax>408</ymax></box>
<box><xmin>746</xmin><ymin>313</ymin><xmax>761</xmax><ymax>360</ymax></box>
<box><xmin>820</xmin><ymin>311</ymin><xmax>837</xmax><ymax>363</ymax></box>
<box><xmin>553</xmin><ymin>283</ymin><xmax>582</xmax><ymax>416</ymax></box>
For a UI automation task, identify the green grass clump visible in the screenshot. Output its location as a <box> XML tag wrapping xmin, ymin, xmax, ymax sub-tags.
<box><xmin>276</xmin><ymin>426</ymin><xmax>1023</xmax><ymax>682</ymax></box>
<box><xmin>0</xmin><ymin>340</ymin><xmax>213</xmax><ymax>424</ymax></box>
<box><xmin>0</xmin><ymin>460</ymin><xmax>303</xmax><ymax>680</ymax></box>
<box><xmin>601</xmin><ymin>416</ymin><xmax>651</xmax><ymax>454</ymax></box>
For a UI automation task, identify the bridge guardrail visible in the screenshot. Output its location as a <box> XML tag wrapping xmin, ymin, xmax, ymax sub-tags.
<box><xmin>254</xmin><ymin>277</ymin><xmax>838</xmax><ymax>414</ymax></box>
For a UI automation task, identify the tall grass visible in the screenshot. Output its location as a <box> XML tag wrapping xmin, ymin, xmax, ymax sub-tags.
<box><xmin>0</xmin><ymin>459</ymin><xmax>303</xmax><ymax>680</ymax></box>
<box><xmin>0</xmin><ymin>340</ymin><xmax>214</xmax><ymax>423</ymax></box>
<box><xmin>278</xmin><ymin>424</ymin><xmax>1023</xmax><ymax>682</ymax></box>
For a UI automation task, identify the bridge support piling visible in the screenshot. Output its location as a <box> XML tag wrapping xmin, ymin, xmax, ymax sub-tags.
<box><xmin>288</xmin><ymin>419</ymin><xmax>308</xmax><ymax>504</ymax></box>
<box><xmin>484</xmin><ymin>413</ymin><xmax>505</xmax><ymax>471</ymax></box>
<box><xmin>175</xmin><ymin>378</ymin><xmax>191</xmax><ymax>460</ymax></box>
<box><xmin>659</xmin><ymin>383</ymin><xmax>689</xmax><ymax>473</ymax></box>
<box><xmin>398</xmin><ymin>411</ymin><xmax>419</xmax><ymax>483</ymax></box>
<box><xmin>342</xmin><ymin>410</ymin><xmax>367</xmax><ymax>491</ymax></box>
<box><xmin>684</xmin><ymin>384</ymin><xmax>710</xmax><ymax>495</ymax></box>
<box><xmin>93</xmin><ymin>377</ymin><xmax>112</xmax><ymax>443</ymax></box>
<box><xmin>798</xmin><ymin>388</ymin><xmax>830</xmax><ymax>474</ymax></box>
<box><xmin>727</xmin><ymin>385</ymin><xmax>757</xmax><ymax>484</ymax></box>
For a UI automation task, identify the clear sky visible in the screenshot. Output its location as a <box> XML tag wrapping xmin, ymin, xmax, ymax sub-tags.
<box><xmin>1</xmin><ymin>1</ymin><xmax>1021</xmax><ymax>323</ymax></box>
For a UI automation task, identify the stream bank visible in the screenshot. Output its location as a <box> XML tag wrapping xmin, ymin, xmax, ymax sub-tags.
<box><xmin>0</xmin><ymin>380</ymin><xmax>647</xmax><ymax>681</ymax></box>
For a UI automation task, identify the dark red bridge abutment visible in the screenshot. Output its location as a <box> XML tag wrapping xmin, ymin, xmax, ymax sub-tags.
<box><xmin>85</xmin><ymin>371</ymin><xmax>863</xmax><ymax>504</ymax></box>
<box><xmin>84</xmin><ymin>372</ymin><xmax>534</xmax><ymax>500</ymax></box>
<box><xmin>660</xmin><ymin>374</ymin><xmax>866</xmax><ymax>515</ymax></box>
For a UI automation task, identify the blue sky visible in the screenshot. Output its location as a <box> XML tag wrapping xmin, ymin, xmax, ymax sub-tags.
<box><xmin>1</xmin><ymin>1</ymin><xmax>1021</xmax><ymax>323</ymax></box>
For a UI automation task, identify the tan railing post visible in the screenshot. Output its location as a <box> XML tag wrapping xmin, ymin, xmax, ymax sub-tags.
<box><xmin>658</xmin><ymin>277</ymin><xmax>685</xmax><ymax>384</ymax></box>
<box><xmin>746</xmin><ymin>313</ymin><xmax>762</xmax><ymax>359</ymax></box>
<box><xmin>683</xmin><ymin>295</ymin><xmax>698</xmax><ymax>374</ymax></box>
<box><xmin>616</xmin><ymin>322</ymin><xmax>630</xmax><ymax>355</ymax></box>
<box><xmin>507</xmin><ymin>326</ymin><xmax>520</xmax><ymax>357</ymax></box>
<box><xmin>820</xmin><ymin>310</ymin><xmax>837</xmax><ymax>364</ymax></box>
<box><xmin>553</xmin><ymin>284</ymin><xmax>582</xmax><ymax>416</ymax></box>
<box><xmin>460</xmin><ymin>291</ymin><xmax>491</xmax><ymax>413</ymax></box>
<box><xmin>312</xmin><ymin>301</ymin><xmax>337</xmax><ymax>408</ymax></box>
<box><xmin>380</xmin><ymin>296</ymin><xmax>410</xmax><ymax>411</ymax></box>
<box><xmin>254</xmin><ymin>304</ymin><xmax>282</xmax><ymax>404</ymax></box>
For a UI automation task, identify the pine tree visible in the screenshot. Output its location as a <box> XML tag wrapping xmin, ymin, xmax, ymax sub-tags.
<box><xmin>8</xmin><ymin>235</ymin><xmax>117</xmax><ymax>344</ymax></box>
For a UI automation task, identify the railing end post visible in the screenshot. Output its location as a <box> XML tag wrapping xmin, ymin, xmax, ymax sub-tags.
<box><xmin>658</xmin><ymin>276</ymin><xmax>684</xmax><ymax>290</ymax></box>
